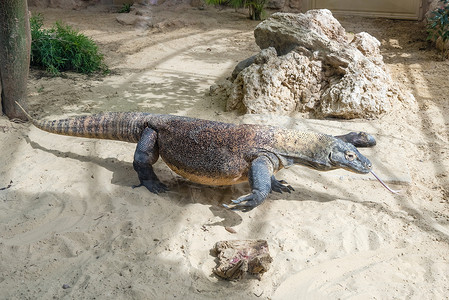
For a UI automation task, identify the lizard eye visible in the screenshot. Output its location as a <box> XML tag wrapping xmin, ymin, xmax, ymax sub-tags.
<box><xmin>345</xmin><ymin>151</ymin><xmax>357</xmax><ymax>161</ymax></box>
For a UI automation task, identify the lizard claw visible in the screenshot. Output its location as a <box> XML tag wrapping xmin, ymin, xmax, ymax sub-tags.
<box><xmin>133</xmin><ymin>179</ymin><xmax>168</xmax><ymax>194</ymax></box>
<box><xmin>271</xmin><ymin>176</ymin><xmax>294</xmax><ymax>194</ymax></box>
<box><xmin>224</xmin><ymin>191</ymin><xmax>266</xmax><ymax>212</ymax></box>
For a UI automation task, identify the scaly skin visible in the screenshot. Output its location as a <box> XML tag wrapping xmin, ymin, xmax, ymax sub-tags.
<box><xmin>19</xmin><ymin>108</ymin><xmax>374</xmax><ymax>211</ymax></box>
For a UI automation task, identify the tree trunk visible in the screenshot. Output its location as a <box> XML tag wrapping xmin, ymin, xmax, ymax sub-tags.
<box><xmin>0</xmin><ymin>0</ymin><xmax>31</xmax><ymax>120</ymax></box>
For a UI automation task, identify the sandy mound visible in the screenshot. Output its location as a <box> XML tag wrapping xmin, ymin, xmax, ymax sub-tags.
<box><xmin>1</xmin><ymin>6</ymin><xmax>448</xmax><ymax>299</ymax></box>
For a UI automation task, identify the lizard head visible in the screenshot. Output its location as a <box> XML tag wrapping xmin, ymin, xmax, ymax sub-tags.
<box><xmin>328</xmin><ymin>139</ymin><xmax>372</xmax><ymax>174</ymax></box>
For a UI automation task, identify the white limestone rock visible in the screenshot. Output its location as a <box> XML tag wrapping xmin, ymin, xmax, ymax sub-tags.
<box><xmin>223</xmin><ymin>10</ymin><xmax>412</xmax><ymax>119</ymax></box>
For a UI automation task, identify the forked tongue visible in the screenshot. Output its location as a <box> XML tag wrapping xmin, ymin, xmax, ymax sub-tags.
<box><xmin>370</xmin><ymin>170</ymin><xmax>400</xmax><ymax>194</ymax></box>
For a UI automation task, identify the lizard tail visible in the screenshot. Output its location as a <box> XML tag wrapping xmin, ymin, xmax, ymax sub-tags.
<box><xmin>15</xmin><ymin>101</ymin><xmax>147</xmax><ymax>143</ymax></box>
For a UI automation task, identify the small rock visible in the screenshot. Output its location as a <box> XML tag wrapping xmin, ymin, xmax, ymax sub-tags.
<box><xmin>116</xmin><ymin>14</ymin><xmax>151</xmax><ymax>28</ymax></box>
<box><xmin>213</xmin><ymin>240</ymin><xmax>272</xmax><ymax>281</ymax></box>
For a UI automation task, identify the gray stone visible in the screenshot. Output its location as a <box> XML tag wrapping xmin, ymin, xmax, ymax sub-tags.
<box><xmin>116</xmin><ymin>6</ymin><xmax>152</xmax><ymax>27</ymax></box>
<box><xmin>265</xmin><ymin>0</ymin><xmax>304</xmax><ymax>11</ymax></box>
<box><xmin>266</xmin><ymin>0</ymin><xmax>286</xmax><ymax>9</ymax></box>
<box><xmin>116</xmin><ymin>13</ymin><xmax>147</xmax><ymax>25</ymax></box>
<box><xmin>230</xmin><ymin>55</ymin><xmax>256</xmax><ymax>81</ymax></box>
<box><xmin>286</xmin><ymin>0</ymin><xmax>302</xmax><ymax>9</ymax></box>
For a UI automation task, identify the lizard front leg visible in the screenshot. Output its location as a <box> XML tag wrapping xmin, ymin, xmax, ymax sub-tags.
<box><xmin>224</xmin><ymin>155</ymin><xmax>292</xmax><ymax>211</ymax></box>
<box><xmin>133</xmin><ymin>127</ymin><xmax>168</xmax><ymax>194</ymax></box>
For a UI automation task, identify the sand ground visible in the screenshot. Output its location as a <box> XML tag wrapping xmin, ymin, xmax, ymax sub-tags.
<box><xmin>1</xmin><ymin>5</ymin><xmax>449</xmax><ymax>299</ymax></box>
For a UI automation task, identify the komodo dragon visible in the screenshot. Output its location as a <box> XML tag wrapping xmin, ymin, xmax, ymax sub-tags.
<box><xmin>17</xmin><ymin>105</ymin><xmax>393</xmax><ymax>211</ymax></box>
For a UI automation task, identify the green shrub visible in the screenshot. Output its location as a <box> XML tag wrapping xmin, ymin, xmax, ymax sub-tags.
<box><xmin>30</xmin><ymin>14</ymin><xmax>108</xmax><ymax>75</ymax></box>
<box><xmin>118</xmin><ymin>3</ymin><xmax>132</xmax><ymax>13</ymax></box>
<box><xmin>205</xmin><ymin>0</ymin><xmax>267</xmax><ymax>21</ymax></box>
<box><xmin>427</xmin><ymin>0</ymin><xmax>449</xmax><ymax>58</ymax></box>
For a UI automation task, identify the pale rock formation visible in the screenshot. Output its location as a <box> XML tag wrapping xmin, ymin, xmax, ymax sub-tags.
<box><xmin>223</xmin><ymin>10</ymin><xmax>411</xmax><ymax>119</ymax></box>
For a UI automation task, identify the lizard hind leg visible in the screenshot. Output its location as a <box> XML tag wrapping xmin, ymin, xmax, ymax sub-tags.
<box><xmin>133</xmin><ymin>127</ymin><xmax>168</xmax><ymax>194</ymax></box>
